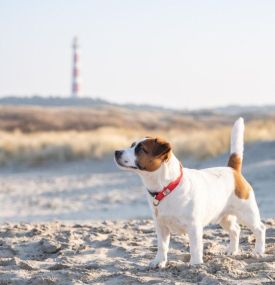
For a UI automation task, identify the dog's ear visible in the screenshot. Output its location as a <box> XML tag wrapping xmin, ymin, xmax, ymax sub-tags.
<box><xmin>153</xmin><ymin>137</ymin><xmax>171</xmax><ymax>158</ymax></box>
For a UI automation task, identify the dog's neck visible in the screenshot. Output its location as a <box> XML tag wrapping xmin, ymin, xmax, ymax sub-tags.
<box><xmin>139</xmin><ymin>153</ymin><xmax>181</xmax><ymax>193</ymax></box>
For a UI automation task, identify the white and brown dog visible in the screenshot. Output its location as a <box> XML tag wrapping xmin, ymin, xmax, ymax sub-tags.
<box><xmin>114</xmin><ymin>118</ymin><xmax>265</xmax><ymax>267</ymax></box>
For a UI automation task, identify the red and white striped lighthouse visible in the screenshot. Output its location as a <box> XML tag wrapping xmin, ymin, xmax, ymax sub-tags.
<box><xmin>71</xmin><ymin>37</ymin><xmax>80</xmax><ymax>98</ymax></box>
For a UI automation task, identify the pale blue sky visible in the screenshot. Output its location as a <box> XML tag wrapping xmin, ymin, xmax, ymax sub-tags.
<box><xmin>0</xmin><ymin>0</ymin><xmax>274</xmax><ymax>109</ymax></box>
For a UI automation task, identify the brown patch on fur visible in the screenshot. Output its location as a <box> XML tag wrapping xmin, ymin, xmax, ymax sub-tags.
<box><xmin>228</xmin><ymin>153</ymin><xmax>251</xmax><ymax>199</ymax></box>
<box><xmin>228</xmin><ymin>153</ymin><xmax>242</xmax><ymax>172</ymax></box>
<box><xmin>136</xmin><ymin>137</ymin><xmax>172</xmax><ymax>172</ymax></box>
<box><xmin>232</xmin><ymin>171</ymin><xmax>252</xmax><ymax>199</ymax></box>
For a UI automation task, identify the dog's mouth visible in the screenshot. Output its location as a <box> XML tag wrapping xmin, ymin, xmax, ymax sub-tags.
<box><xmin>114</xmin><ymin>157</ymin><xmax>138</xmax><ymax>170</ymax></box>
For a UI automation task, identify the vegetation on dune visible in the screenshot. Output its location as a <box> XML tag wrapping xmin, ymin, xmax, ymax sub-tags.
<box><xmin>0</xmin><ymin>105</ymin><xmax>232</xmax><ymax>132</ymax></box>
<box><xmin>0</xmin><ymin>106</ymin><xmax>274</xmax><ymax>165</ymax></box>
<box><xmin>0</xmin><ymin>120</ymin><xmax>274</xmax><ymax>166</ymax></box>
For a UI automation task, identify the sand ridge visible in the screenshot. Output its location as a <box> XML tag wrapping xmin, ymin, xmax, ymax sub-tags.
<box><xmin>0</xmin><ymin>219</ymin><xmax>274</xmax><ymax>285</ymax></box>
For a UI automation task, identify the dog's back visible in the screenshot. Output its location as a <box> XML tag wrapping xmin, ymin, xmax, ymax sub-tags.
<box><xmin>183</xmin><ymin>118</ymin><xmax>259</xmax><ymax>225</ymax></box>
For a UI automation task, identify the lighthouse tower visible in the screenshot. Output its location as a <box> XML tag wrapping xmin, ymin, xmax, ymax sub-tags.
<box><xmin>71</xmin><ymin>37</ymin><xmax>80</xmax><ymax>98</ymax></box>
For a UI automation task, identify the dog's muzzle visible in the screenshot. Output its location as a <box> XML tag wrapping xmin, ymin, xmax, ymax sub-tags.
<box><xmin>115</xmin><ymin>150</ymin><xmax>123</xmax><ymax>160</ymax></box>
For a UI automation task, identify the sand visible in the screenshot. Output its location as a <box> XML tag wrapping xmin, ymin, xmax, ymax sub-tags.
<box><xmin>0</xmin><ymin>219</ymin><xmax>274</xmax><ymax>285</ymax></box>
<box><xmin>0</xmin><ymin>141</ymin><xmax>274</xmax><ymax>284</ymax></box>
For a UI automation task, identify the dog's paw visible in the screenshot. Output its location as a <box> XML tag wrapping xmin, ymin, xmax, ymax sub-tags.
<box><xmin>226</xmin><ymin>250</ymin><xmax>238</xmax><ymax>256</ymax></box>
<box><xmin>226</xmin><ymin>247</ymin><xmax>239</xmax><ymax>256</ymax></box>
<box><xmin>149</xmin><ymin>257</ymin><xmax>167</xmax><ymax>269</ymax></box>
<box><xmin>252</xmin><ymin>248</ymin><xmax>265</xmax><ymax>257</ymax></box>
<box><xmin>190</xmin><ymin>257</ymin><xmax>203</xmax><ymax>266</ymax></box>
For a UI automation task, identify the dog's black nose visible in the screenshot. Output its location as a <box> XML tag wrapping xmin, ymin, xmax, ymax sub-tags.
<box><xmin>115</xmin><ymin>150</ymin><xmax>123</xmax><ymax>159</ymax></box>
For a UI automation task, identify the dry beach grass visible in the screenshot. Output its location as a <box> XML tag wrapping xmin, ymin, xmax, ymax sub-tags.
<box><xmin>0</xmin><ymin>105</ymin><xmax>274</xmax><ymax>165</ymax></box>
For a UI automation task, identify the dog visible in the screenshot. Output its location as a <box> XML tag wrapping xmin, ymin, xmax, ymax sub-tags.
<box><xmin>114</xmin><ymin>118</ymin><xmax>265</xmax><ymax>267</ymax></box>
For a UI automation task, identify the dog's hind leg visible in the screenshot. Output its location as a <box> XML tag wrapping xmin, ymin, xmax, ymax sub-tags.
<box><xmin>149</xmin><ymin>223</ymin><xmax>170</xmax><ymax>268</ymax></box>
<box><xmin>240</xmin><ymin>216</ymin><xmax>265</xmax><ymax>255</ymax></box>
<box><xmin>220</xmin><ymin>215</ymin><xmax>240</xmax><ymax>255</ymax></box>
<box><xmin>235</xmin><ymin>194</ymin><xmax>266</xmax><ymax>255</ymax></box>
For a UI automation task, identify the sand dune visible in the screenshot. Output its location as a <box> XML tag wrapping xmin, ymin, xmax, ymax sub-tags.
<box><xmin>0</xmin><ymin>105</ymin><xmax>275</xmax><ymax>165</ymax></box>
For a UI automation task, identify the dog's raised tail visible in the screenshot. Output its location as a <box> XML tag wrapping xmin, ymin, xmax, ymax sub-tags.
<box><xmin>228</xmin><ymin>117</ymin><xmax>244</xmax><ymax>172</ymax></box>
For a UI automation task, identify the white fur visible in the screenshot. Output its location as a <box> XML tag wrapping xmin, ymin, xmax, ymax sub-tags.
<box><xmin>231</xmin><ymin>117</ymin><xmax>244</xmax><ymax>159</ymax></box>
<box><xmin>115</xmin><ymin>118</ymin><xmax>265</xmax><ymax>267</ymax></box>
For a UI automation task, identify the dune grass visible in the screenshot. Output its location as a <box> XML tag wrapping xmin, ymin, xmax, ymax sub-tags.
<box><xmin>0</xmin><ymin>117</ymin><xmax>274</xmax><ymax>166</ymax></box>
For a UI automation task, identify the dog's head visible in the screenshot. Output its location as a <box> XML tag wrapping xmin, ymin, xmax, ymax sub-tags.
<box><xmin>114</xmin><ymin>137</ymin><xmax>171</xmax><ymax>172</ymax></box>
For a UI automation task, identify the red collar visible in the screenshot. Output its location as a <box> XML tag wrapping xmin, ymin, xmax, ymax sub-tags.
<box><xmin>148</xmin><ymin>163</ymin><xmax>183</xmax><ymax>206</ymax></box>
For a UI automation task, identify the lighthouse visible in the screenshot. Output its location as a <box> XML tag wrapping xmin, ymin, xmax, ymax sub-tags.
<box><xmin>71</xmin><ymin>37</ymin><xmax>80</xmax><ymax>98</ymax></box>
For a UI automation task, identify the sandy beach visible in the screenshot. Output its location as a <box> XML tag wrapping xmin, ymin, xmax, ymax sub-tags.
<box><xmin>0</xmin><ymin>141</ymin><xmax>274</xmax><ymax>284</ymax></box>
<box><xmin>0</xmin><ymin>219</ymin><xmax>274</xmax><ymax>284</ymax></box>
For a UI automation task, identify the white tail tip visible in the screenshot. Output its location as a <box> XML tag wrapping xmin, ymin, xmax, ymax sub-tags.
<box><xmin>230</xmin><ymin>117</ymin><xmax>244</xmax><ymax>159</ymax></box>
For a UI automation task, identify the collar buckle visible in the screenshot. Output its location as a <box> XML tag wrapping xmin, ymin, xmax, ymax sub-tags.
<box><xmin>153</xmin><ymin>198</ymin><xmax>160</xmax><ymax>206</ymax></box>
<box><xmin>148</xmin><ymin>162</ymin><xmax>183</xmax><ymax>207</ymax></box>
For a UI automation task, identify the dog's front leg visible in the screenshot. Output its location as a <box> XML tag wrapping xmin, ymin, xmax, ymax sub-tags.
<box><xmin>188</xmin><ymin>225</ymin><xmax>203</xmax><ymax>265</ymax></box>
<box><xmin>149</xmin><ymin>222</ymin><xmax>170</xmax><ymax>268</ymax></box>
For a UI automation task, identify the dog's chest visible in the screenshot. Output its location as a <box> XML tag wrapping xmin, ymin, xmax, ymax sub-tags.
<box><xmin>157</xmin><ymin>215</ymin><xmax>187</xmax><ymax>234</ymax></box>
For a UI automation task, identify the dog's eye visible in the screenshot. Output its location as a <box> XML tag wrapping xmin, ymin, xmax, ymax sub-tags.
<box><xmin>136</xmin><ymin>144</ymin><xmax>148</xmax><ymax>154</ymax></box>
<box><xmin>135</xmin><ymin>143</ymin><xmax>142</xmax><ymax>154</ymax></box>
<box><xmin>131</xmin><ymin>142</ymin><xmax>136</xmax><ymax>148</ymax></box>
<box><xmin>142</xmin><ymin>148</ymin><xmax>148</xmax><ymax>154</ymax></box>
